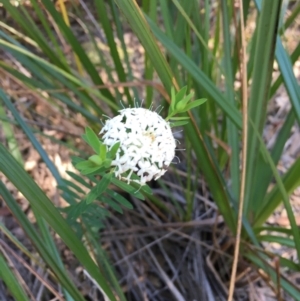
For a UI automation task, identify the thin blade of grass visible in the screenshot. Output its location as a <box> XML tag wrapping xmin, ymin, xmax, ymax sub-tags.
<box><xmin>147</xmin><ymin>18</ymin><xmax>242</xmax><ymax>128</ymax></box>
<box><xmin>0</xmin><ymin>146</ymin><xmax>117</xmax><ymax>301</ymax></box>
<box><xmin>109</xmin><ymin>1</ymin><xmax>140</xmax><ymax>102</ymax></box>
<box><xmin>254</xmin><ymin>157</ymin><xmax>300</xmax><ymax>227</ymax></box>
<box><xmin>95</xmin><ymin>0</ymin><xmax>132</xmax><ymax>104</ymax></box>
<box><xmin>0</xmin><ymin>36</ymin><xmax>118</xmax><ymax>111</ymax></box>
<box><xmin>270</xmin><ymin>42</ymin><xmax>300</xmax><ymax>98</ymax></box>
<box><xmin>0</xmin><ymin>181</ymin><xmax>85</xmax><ymax>301</ymax></box>
<box><xmin>249</xmin><ymin>119</ymin><xmax>300</xmax><ymax>263</ymax></box>
<box><xmin>0</xmin><ymin>104</ymin><xmax>23</xmax><ymax>165</ymax></box>
<box><xmin>252</xmin><ymin>108</ymin><xmax>295</xmax><ymax>207</ymax></box>
<box><xmin>247</xmin><ymin>252</ymin><xmax>300</xmax><ymax>300</ymax></box>
<box><xmin>250</xmin><ymin>0</ymin><xmax>300</xmax><ymax>216</ymax></box>
<box><xmin>221</xmin><ymin>0</ymin><xmax>240</xmax><ymax>200</ymax></box>
<box><xmin>0</xmin><ymin>0</ymin><xmax>69</xmax><ymax>70</ymax></box>
<box><xmin>245</xmin><ymin>0</ymin><xmax>282</xmax><ymax>214</ymax></box>
<box><xmin>275</xmin><ymin>38</ymin><xmax>300</xmax><ymax>124</ymax></box>
<box><xmin>41</xmin><ymin>0</ymin><xmax>113</xmax><ymax>100</ymax></box>
<box><xmin>0</xmin><ymin>252</ymin><xmax>30</xmax><ymax>301</ymax></box>
<box><xmin>0</xmin><ymin>90</ymin><xmax>62</xmax><ymax>182</ymax></box>
<box><xmin>113</xmin><ymin>0</ymin><xmax>176</xmax><ymax>91</ymax></box>
<box><xmin>144</xmin><ymin>0</ymin><xmax>157</xmax><ymax>107</ymax></box>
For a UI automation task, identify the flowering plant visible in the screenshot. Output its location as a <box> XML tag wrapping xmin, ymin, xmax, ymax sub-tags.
<box><xmin>68</xmin><ymin>87</ymin><xmax>206</xmax><ymax>217</ymax></box>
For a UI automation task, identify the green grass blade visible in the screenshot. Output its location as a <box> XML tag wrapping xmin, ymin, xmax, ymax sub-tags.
<box><xmin>147</xmin><ymin>18</ymin><xmax>242</xmax><ymax>128</ymax></box>
<box><xmin>0</xmin><ymin>37</ymin><xmax>117</xmax><ymax>111</ymax></box>
<box><xmin>0</xmin><ymin>252</ymin><xmax>30</xmax><ymax>301</ymax></box>
<box><xmin>270</xmin><ymin>42</ymin><xmax>300</xmax><ymax>98</ymax></box>
<box><xmin>0</xmin><ymin>181</ymin><xmax>84</xmax><ymax>301</ymax></box>
<box><xmin>109</xmin><ymin>1</ymin><xmax>139</xmax><ymax>102</ymax></box>
<box><xmin>221</xmin><ymin>0</ymin><xmax>240</xmax><ymax>199</ymax></box>
<box><xmin>40</xmin><ymin>0</ymin><xmax>113</xmax><ymax>100</ymax></box>
<box><xmin>34</xmin><ymin>212</ymin><xmax>74</xmax><ymax>301</ymax></box>
<box><xmin>113</xmin><ymin>0</ymin><xmax>175</xmax><ymax>91</ymax></box>
<box><xmin>0</xmin><ymin>89</ymin><xmax>62</xmax><ymax>182</ymax></box>
<box><xmin>275</xmin><ymin>38</ymin><xmax>300</xmax><ymax>124</ymax></box>
<box><xmin>0</xmin><ymin>103</ymin><xmax>23</xmax><ymax>165</ymax></box>
<box><xmin>252</xmin><ymin>109</ymin><xmax>295</xmax><ymax>205</ymax></box>
<box><xmin>258</xmin><ymin>235</ymin><xmax>295</xmax><ymax>248</ymax></box>
<box><xmin>247</xmin><ymin>252</ymin><xmax>300</xmax><ymax>300</ymax></box>
<box><xmin>248</xmin><ymin>120</ymin><xmax>300</xmax><ymax>262</ymax></box>
<box><xmin>0</xmin><ymin>0</ymin><xmax>69</xmax><ymax>70</ymax></box>
<box><xmin>95</xmin><ymin>0</ymin><xmax>132</xmax><ymax>103</ymax></box>
<box><xmin>254</xmin><ymin>157</ymin><xmax>300</xmax><ymax>227</ymax></box>
<box><xmin>245</xmin><ymin>0</ymin><xmax>282</xmax><ymax>214</ymax></box>
<box><xmin>251</xmin><ymin>0</ymin><xmax>300</xmax><ymax>215</ymax></box>
<box><xmin>283</xmin><ymin>1</ymin><xmax>300</xmax><ymax>30</ymax></box>
<box><xmin>184</xmin><ymin>122</ymin><xmax>236</xmax><ymax>231</ymax></box>
<box><xmin>0</xmin><ymin>145</ymin><xmax>117</xmax><ymax>301</ymax></box>
<box><xmin>144</xmin><ymin>0</ymin><xmax>157</xmax><ymax>107</ymax></box>
<box><xmin>0</xmin><ymin>62</ymin><xmax>102</xmax><ymax>122</ymax></box>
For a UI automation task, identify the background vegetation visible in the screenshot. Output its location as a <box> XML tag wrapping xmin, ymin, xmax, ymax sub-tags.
<box><xmin>0</xmin><ymin>0</ymin><xmax>299</xmax><ymax>300</ymax></box>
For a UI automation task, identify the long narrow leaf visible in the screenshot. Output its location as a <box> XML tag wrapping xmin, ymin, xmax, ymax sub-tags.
<box><xmin>245</xmin><ymin>0</ymin><xmax>282</xmax><ymax>213</ymax></box>
<box><xmin>0</xmin><ymin>253</ymin><xmax>30</xmax><ymax>301</ymax></box>
<box><xmin>0</xmin><ymin>145</ymin><xmax>117</xmax><ymax>301</ymax></box>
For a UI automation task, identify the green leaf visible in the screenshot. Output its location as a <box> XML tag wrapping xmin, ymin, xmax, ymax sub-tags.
<box><xmin>248</xmin><ymin>119</ymin><xmax>300</xmax><ymax>263</ymax></box>
<box><xmin>175</xmin><ymin>92</ymin><xmax>194</xmax><ymax>110</ymax></box>
<box><xmin>103</xmin><ymin>159</ymin><xmax>112</xmax><ymax>168</ymax></box>
<box><xmin>0</xmin><ymin>104</ymin><xmax>23</xmax><ymax>165</ymax></box>
<box><xmin>254</xmin><ymin>157</ymin><xmax>300</xmax><ymax>227</ymax></box>
<box><xmin>139</xmin><ymin>183</ymin><xmax>153</xmax><ymax>195</ymax></box>
<box><xmin>246</xmin><ymin>252</ymin><xmax>300</xmax><ymax>299</ymax></box>
<box><xmin>57</xmin><ymin>185</ymin><xmax>81</xmax><ymax>203</ymax></box>
<box><xmin>75</xmin><ymin>160</ymin><xmax>96</xmax><ymax>171</ymax></box>
<box><xmin>85</xmin><ymin>173</ymin><xmax>113</xmax><ymax>204</ymax></box>
<box><xmin>146</xmin><ymin>17</ymin><xmax>242</xmax><ymax>128</ymax></box>
<box><xmin>102</xmin><ymin>196</ymin><xmax>123</xmax><ymax>214</ymax></box>
<box><xmin>66</xmin><ymin>201</ymin><xmax>90</xmax><ymax>221</ymax></box>
<box><xmin>170</xmin><ymin>120</ymin><xmax>189</xmax><ymax>127</ymax></box>
<box><xmin>66</xmin><ymin>171</ymin><xmax>91</xmax><ymax>189</ymax></box>
<box><xmin>71</xmin><ymin>156</ymin><xmax>84</xmax><ymax>165</ymax></box>
<box><xmin>75</xmin><ymin>159</ymin><xmax>106</xmax><ymax>175</ymax></box>
<box><xmin>174</xmin><ymin>86</ymin><xmax>187</xmax><ymax>105</ymax></box>
<box><xmin>99</xmin><ymin>144</ymin><xmax>107</xmax><ymax>161</ymax></box>
<box><xmin>107</xmin><ymin>190</ymin><xmax>133</xmax><ymax>209</ymax></box>
<box><xmin>0</xmin><ymin>253</ymin><xmax>30</xmax><ymax>301</ymax></box>
<box><xmin>111</xmin><ymin>178</ymin><xmax>145</xmax><ymax>200</ymax></box>
<box><xmin>169</xmin><ymin>116</ymin><xmax>190</xmax><ymax>120</ymax></box>
<box><xmin>258</xmin><ymin>235</ymin><xmax>295</xmax><ymax>248</ymax></box>
<box><xmin>81</xmin><ymin>166</ymin><xmax>105</xmax><ymax>175</ymax></box>
<box><xmin>170</xmin><ymin>85</ymin><xmax>177</xmax><ymax>111</ymax></box>
<box><xmin>95</xmin><ymin>0</ymin><xmax>133</xmax><ymax>105</ymax></box>
<box><xmin>114</xmin><ymin>0</ymin><xmax>174</xmax><ymax>94</ymax></box>
<box><xmin>83</xmin><ymin>127</ymin><xmax>102</xmax><ymax>154</ymax></box>
<box><xmin>0</xmin><ymin>89</ymin><xmax>61</xmax><ymax>182</ymax></box>
<box><xmin>182</xmin><ymin>98</ymin><xmax>207</xmax><ymax>111</ymax></box>
<box><xmin>88</xmin><ymin>155</ymin><xmax>103</xmax><ymax>166</ymax></box>
<box><xmin>107</xmin><ymin>142</ymin><xmax>120</xmax><ymax>159</ymax></box>
<box><xmin>0</xmin><ymin>146</ymin><xmax>117</xmax><ymax>301</ymax></box>
<box><xmin>245</xmin><ymin>0</ymin><xmax>282</xmax><ymax>213</ymax></box>
<box><xmin>60</xmin><ymin>179</ymin><xmax>86</xmax><ymax>195</ymax></box>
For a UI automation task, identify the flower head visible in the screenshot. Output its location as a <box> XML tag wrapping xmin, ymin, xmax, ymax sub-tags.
<box><xmin>100</xmin><ymin>108</ymin><xmax>176</xmax><ymax>185</ymax></box>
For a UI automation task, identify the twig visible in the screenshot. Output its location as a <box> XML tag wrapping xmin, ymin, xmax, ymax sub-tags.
<box><xmin>227</xmin><ymin>0</ymin><xmax>248</xmax><ymax>300</ymax></box>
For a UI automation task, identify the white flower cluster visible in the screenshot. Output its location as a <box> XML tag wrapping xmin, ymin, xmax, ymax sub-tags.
<box><xmin>100</xmin><ymin>108</ymin><xmax>176</xmax><ymax>185</ymax></box>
